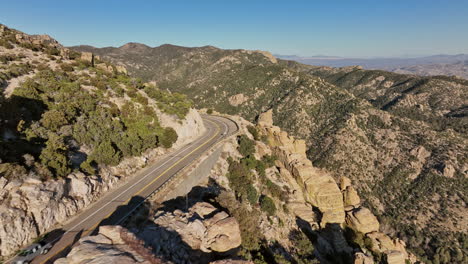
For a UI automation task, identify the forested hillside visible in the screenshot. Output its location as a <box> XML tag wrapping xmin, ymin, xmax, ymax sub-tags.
<box><xmin>73</xmin><ymin>43</ymin><xmax>468</xmax><ymax>263</ymax></box>
<box><xmin>0</xmin><ymin>25</ymin><xmax>192</xmax><ymax>181</ymax></box>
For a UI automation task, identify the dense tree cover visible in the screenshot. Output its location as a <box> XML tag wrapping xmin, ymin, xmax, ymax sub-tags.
<box><xmin>0</xmin><ymin>61</ymin><xmax>185</xmax><ymax>180</ymax></box>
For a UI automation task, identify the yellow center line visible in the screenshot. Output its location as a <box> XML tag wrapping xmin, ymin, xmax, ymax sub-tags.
<box><xmin>37</xmin><ymin>118</ymin><xmax>222</xmax><ymax>264</ymax></box>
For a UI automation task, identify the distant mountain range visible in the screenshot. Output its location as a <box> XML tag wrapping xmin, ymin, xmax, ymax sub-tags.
<box><xmin>275</xmin><ymin>54</ymin><xmax>468</xmax><ymax>79</ymax></box>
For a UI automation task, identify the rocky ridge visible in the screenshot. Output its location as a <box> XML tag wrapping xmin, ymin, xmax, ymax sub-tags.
<box><xmin>0</xmin><ymin>24</ymin><xmax>206</xmax><ymax>258</ymax></box>
<box><xmin>77</xmin><ymin>42</ymin><xmax>468</xmax><ymax>262</ymax></box>
<box><xmin>256</xmin><ymin>110</ymin><xmax>412</xmax><ymax>264</ymax></box>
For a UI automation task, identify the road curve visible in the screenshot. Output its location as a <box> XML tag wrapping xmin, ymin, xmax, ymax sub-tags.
<box><xmin>24</xmin><ymin>115</ymin><xmax>238</xmax><ymax>264</ymax></box>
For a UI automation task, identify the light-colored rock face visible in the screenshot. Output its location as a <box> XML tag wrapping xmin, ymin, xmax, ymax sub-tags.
<box><xmin>256</xmin><ymin>118</ymin><xmax>345</xmax><ymax>227</ymax></box>
<box><xmin>257</xmin><ymin>109</ymin><xmax>273</xmax><ymax>127</ymax></box>
<box><xmin>210</xmin><ymin>260</ymin><xmax>254</xmax><ymax>264</ymax></box>
<box><xmin>228</xmin><ymin>93</ymin><xmax>249</xmax><ymax>106</ymax></box>
<box><xmin>354</xmin><ymin>252</ymin><xmax>374</xmax><ymax>264</ymax></box>
<box><xmin>96</xmin><ymin>63</ymin><xmax>113</xmax><ymax>73</ymax></box>
<box><xmin>365</xmin><ymin>231</ymin><xmax>409</xmax><ymax>262</ymax></box>
<box><xmin>158</xmin><ymin>108</ymin><xmax>206</xmax><ymax>148</ymax></box>
<box><xmin>80</xmin><ymin>52</ymin><xmax>94</xmax><ymax>65</ymax></box>
<box><xmin>343</xmin><ymin>186</ymin><xmax>361</xmax><ymax>208</ymax></box>
<box><xmin>116</xmin><ymin>65</ymin><xmax>128</xmax><ymax>75</ymax></box>
<box><xmin>144</xmin><ymin>202</ymin><xmax>241</xmax><ymax>255</ymax></box>
<box><xmin>339</xmin><ymin>176</ymin><xmax>352</xmax><ymax>191</ymax></box>
<box><xmin>385</xmin><ymin>250</ymin><xmax>407</xmax><ymax>264</ymax></box>
<box><xmin>55</xmin><ymin>226</ymin><xmax>157</xmax><ymax>264</ymax></box>
<box><xmin>204</xmin><ymin>216</ymin><xmax>241</xmax><ymax>252</ymax></box>
<box><xmin>345</xmin><ymin>207</ymin><xmax>380</xmax><ymax>234</ymax></box>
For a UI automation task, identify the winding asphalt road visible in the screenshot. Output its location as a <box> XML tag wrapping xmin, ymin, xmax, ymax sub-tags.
<box><xmin>23</xmin><ymin>115</ymin><xmax>238</xmax><ymax>264</ymax></box>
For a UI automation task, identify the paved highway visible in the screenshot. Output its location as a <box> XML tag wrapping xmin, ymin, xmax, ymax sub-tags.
<box><xmin>21</xmin><ymin>115</ymin><xmax>238</xmax><ymax>264</ymax></box>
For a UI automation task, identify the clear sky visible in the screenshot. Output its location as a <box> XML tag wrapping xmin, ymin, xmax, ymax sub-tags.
<box><xmin>1</xmin><ymin>0</ymin><xmax>467</xmax><ymax>57</ymax></box>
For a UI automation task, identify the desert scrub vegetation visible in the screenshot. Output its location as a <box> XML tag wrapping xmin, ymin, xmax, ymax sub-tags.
<box><xmin>0</xmin><ymin>65</ymin><xmax>184</xmax><ymax>180</ymax></box>
<box><xmin>144</xmin><ymin>83</ymin><xmax>192</xmax><ymax>119</ymax></box>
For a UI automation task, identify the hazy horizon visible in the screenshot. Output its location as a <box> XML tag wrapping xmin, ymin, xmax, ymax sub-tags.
<box><xmin>1</xmin><ymin>0</ymin><xmax>468</xmax><ymax>58</ymax></box>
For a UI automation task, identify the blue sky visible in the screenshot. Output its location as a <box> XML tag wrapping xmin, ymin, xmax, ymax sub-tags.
<box><xmin>1</xmin><ymin>0</ymin><xmax>467</xmax><ymax>57</ymax></box>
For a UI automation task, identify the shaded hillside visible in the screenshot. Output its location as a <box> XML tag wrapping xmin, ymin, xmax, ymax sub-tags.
<box><xmin>72</xmin><ymin>43</ymin><xmax>468</xmax><ymax>263</ymax></box>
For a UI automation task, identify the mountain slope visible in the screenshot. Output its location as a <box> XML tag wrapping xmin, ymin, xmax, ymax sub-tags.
<box><xmin>72</xmin><ymin>43</ymin><xmax>468</xmax><ymax>263</ymax></box>
<box><xmin>0</xmin><ymin>24</ymin><xmax>205</xmax><ymax>257</ymax></box>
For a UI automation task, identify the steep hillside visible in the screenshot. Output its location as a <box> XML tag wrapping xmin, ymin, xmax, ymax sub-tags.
<box><xmin>0</xmin><ymin>24</ymin><xmax>205</xmax><ymax>257</ymax></box>
<box><xmin>282</xmin><ymin>61</ymin><xmax>467</xmax><ymax>134</ymax></box>
<box><xmin>72</xmin><ymin>43</ymin><xmax>468</xmax><ymax>263</ymax></box>
<box><xmin>57</xmin><ymin>115</ymin><xmax>416</xmax><ymax>264</ymax></box>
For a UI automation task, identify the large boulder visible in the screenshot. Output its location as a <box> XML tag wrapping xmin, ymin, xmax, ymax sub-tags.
<box><xmin>204</xmin><ymin>214</ymin><xmax>242</xmax><ymax>252</ymax></box>
<box><xmin>385</xmin><ymin>250</ymin><xmax>407</xmax><ymax>264</ymax></box>
<box><xmin>365</xmin><ymin>232</ymin><xmax>409</xmax><ymax>263</ymax></box>
<box><xmin>301</xmin><ymin>170</ymin><xmax>345</xmax><ymax>226</ymax></box>
<box><xmin>137</xmin><ymin>202</ymin><xmax>241</xmax><ymax>262</ymax></box>
<box><xmin>116</xmin><ymin>65</ymin><xmax>128</xmax><ymax>75</ymax></box>
<box><xmin>55</xmin><ymin>226</ymin><xmax>154</xmax><ymax>264</ymax></box>
<box><xmin>257</xmin><ymin>109</ymin><xmax>273</xmax><ymax>126</ymax></box>
<box><xmin>80</xmin><ymin>52</ymin><xmax>94</xmax><ymax>66</ymax></box>
<box><xmin>343</xmin><ymin>186</ymin><xmax>360</xmax><ymax>208</ymax></box>
<box><xmin>354</xmin><ymin>252</ymin><xmax>374</xmax><ymax>264</ymax></box>
<box><xmin>345</xmin><ymin>207</ymin><xmax>380</xmax><ymax>234</ymax></box>
<box><xmin>339</xmin><ymin>176</ymin><xmax>352</xmax><ymax>191</ymax></box>
<box><xmin>96</xmin><ymin>63</ymin><xmax>114</xmax><ymax>73</ymax></box>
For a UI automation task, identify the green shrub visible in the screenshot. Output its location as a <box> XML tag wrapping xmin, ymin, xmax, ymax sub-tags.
<box><xmin>207</xmin><ymin>108</ymin><xmax>213</xmax><ymax>114</ymax></box>
<box><xmin>80</xmin><ymin>158</ymin><xmax>96</xmax><ymax>175</ymax></box>
<box><xmin>240</xmin><ymin>155</ymin><xmax>258</xmax><ymax>170</ymax></box>
<box><xmin>159</xmin><ymin>127</ymin><xmax>178</xmax><ymax>148</ymax></box>
<box><xmin>266</xmin><ymin>179</ymin><xmax>286</xmax><ymax>200</ymax></box>
<box><xmin>91</xmin><ymin>141</ymin><xmax>122</xmax><ymax>166</ymax></box>
<box><xmin>45</xmin><ymin>47</ymin><xmax>60</xmax><ymax>56</ymax></box>
<box><xmin>0</xmin><ymin>39</ymin><xmax>14</xmax><ymax>49</ymax></box>
<box><xmin>247</xmin><ymin>125</ymin><xmax>260</xmax><ymax>140</ymax></box>
<box><xmin>216</xmin><ymin>191</ymin><xmax>263</xmax><ymax>251</ymax></box>
<box><xmin>60</xmin><ymin>63</ymin><xmax>74</xmax><ymax>72</ymax></box>
<box><xmin>246</xmin><ymin>184</ymin><xmax>258</xmax><ymax>205</ymax></box>
<box><xmin>134</xmin><ymin>93</ymin><xmax>149</xmax><ymax>105</ymax></box>
<box><xmin>41</xmin><ymin>110</ymin><xmax>68</xmax><ymax>131</ymax></box>
<box><xmin>238</xmin><ymin>134</ymin><xmax>255</xmax><ymax>157</ymax></box>
<box><xmin>261</xmin><ymin>154</ymin><xmax>277</xmax><ymax>167</ymax></box>
<box><xmin>39</xmin><ymin>134</ymin><xmax>71</xmax><ymax>178</ymax></box>
<box><xmin>260</xmin><ymin>195</ymin><xmax>276</xmax><ymax>216</ymax></box>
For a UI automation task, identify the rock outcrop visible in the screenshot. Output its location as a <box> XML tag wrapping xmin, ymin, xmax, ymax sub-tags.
<box><xmin>80</xmin><ymin>52</ymin><xmax>94</xmax><ymax>65</ymax></box>
<box><xmin>254</xmin><ymin>111</ymin><xmax>413</xmax><ymax>263</ymax></box>
<box><xmin>138</xmin><ymin>202</ymin><xmax>241</xmax><ymax>258</ymax></box>
<box><xmin>159</xmin><ymin>108</ymin><xmax>206</xmax><ymax>147</ymax></box>
<box><xmin>228</xmin><ymin>93</ymin><xmax>249</xmax><ymax>106</ymax></box>
<box><xmin>345</xmin><ymin>207</ymin><xmax>380</xmax><ymax>234</ymax></box>
<box><xmin>340</xmin><ymin>178</ymin><xmax>410</xmax><ymax>264</ymax></box>
<box><xmin>55</xmin><ymin>226</ymin><xmax>163</xmax><ymax>264</ymax></box>
<box><xmin>256</xmin><ymin>110</ymin><xmax>345</xmax><ymax>227</ymax></box>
